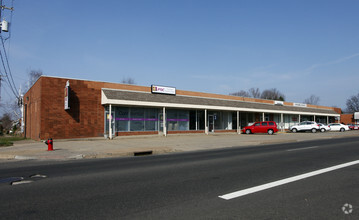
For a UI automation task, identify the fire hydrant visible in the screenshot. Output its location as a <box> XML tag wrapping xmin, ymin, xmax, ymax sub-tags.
<box><xmin>45</xmin><ymin>138</ymin><xmax>53</xmax><ymax>151</ymax></box>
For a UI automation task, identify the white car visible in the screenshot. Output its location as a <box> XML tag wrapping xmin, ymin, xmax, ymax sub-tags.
<box><xmin>328</xmin><ymin>123</ymin><xmax>350</xmax><ymax>132</ymax></box>
<box><xmin>318</xmin><ymin>123</ymin><xmax>331</xmax><ymax>132</ymax></box>
<box><xmin>290</xmin><ymin>121</ymin><xmax>320</xmax><ymax>133</ymax></box>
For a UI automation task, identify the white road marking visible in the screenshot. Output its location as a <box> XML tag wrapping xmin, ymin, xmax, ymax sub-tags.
<box><xmin>11</xmin><ymin>180</ymin><xmax>34</xmax><ymax>185</ymax></box>
<box><xmin>287</xmin><ymin>146</ymin><xmax>319</xmax><ymax>152</ymax></box>
<box><xmin>219</xmin><ymin>160</ymin><xmax>359</xmax><ymax>200</ymax></box>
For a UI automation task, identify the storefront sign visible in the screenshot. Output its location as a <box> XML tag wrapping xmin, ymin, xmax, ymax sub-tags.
<box><xmin>151</xmin><ymin>85</ymin><xmax>176</xmax><ymax>95</ymax></box>
<box><xmin>274</xmin><ymin>101</ymin><xmax>284</xmax><ymax>106</ymax></box>
<box><xmin>64</xmin><ymin>81</ymin><xmax>70</xmax><ymax>110</ymax></box>
<box><xmin>293</xmin><ymin>103</ymin><xmax>307</xmax><ymax>107</ymax></box>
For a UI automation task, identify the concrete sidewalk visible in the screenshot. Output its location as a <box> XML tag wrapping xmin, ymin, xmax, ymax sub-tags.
<box><xmin>1</xmin><ymin>131</ymin><xmax>358</xmax><ymax>161</ymax></box>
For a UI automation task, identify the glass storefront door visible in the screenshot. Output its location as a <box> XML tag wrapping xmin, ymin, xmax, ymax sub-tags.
<box><xmin>158</xmin><ymin>113</ymin><xmax>164</xmax><ymax>133</ymax></box>
<box><xmin>208</xmin><ymin>115</ymin><xmax>215</xmax><ymax>132</ymax></box>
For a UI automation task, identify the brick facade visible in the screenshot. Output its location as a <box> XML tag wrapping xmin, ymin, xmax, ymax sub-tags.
<box><xmin>24</xmin><ymin>76</ymin><xmax>342</xmax><ymax>140</ymax></box>
<box><xmin>24</xmin><ymin>77</ymin><xmax>153</xmax><ymax>140</ymax></box>
<box><xmin>341</xmin><ymin>114</ymin><xmax>355</xmax><ymax>125</ymax></box>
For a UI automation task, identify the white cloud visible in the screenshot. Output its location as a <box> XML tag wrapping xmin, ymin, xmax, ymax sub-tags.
<box><xmin>305</xmin><ymin>53</ymin><xmax>359</xmax><ymax>73</ymax></box>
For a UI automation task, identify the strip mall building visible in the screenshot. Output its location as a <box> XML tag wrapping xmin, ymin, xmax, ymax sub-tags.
<box><xmin>24</xmin><ymin>76</ymin><xmax>341</xmax><ymax>140</ymax></box>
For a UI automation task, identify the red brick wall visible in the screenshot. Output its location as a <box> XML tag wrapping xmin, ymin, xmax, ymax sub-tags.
<box><xmin>341</xmin><ymin>114</ymin><xmax>354</xmax><ymax>124</ymax></box>
<box><xmin>24</xmin><ymin>76</ymin><xmax>161</xmax><ymax>140</ymax></box>
<box><xmin>24</xmin><ymin>77</ymin><xmax>43</xmax><ymax>140</ymax></box>
<box><xmin>39</xmin><ymin>78</ymin><xmax>104</xmax><ymax>139</ymax></box>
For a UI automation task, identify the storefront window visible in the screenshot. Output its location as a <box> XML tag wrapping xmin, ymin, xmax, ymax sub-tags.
<box><xmin>284</xmin><ymin>114</ymin><xmax>299</xmax><ymax>129</ymax></box>
<box><xmin>189</xmin><ymin>111</ymin><xmax>197</xmax><ymax>130</ymax></box>
<box><xmin>167</xmin><ymin>109</ymin><xmax>189</xmax><ymax>131</ymax></box>
<box><xmin>116</xmin><ymin>107</ymin><xmax>129</xmax><ymax>131</ymax></box>
<box><xmin>197</xmin><ymin>110</ymin><xmax>205</xmax><ymax>130</ymax></box>
<box><xmin>129</xmin><ymin>108</ymin><xmax>144</xmax><ymax>131</ymax></box>
<box><xmin>178</xmin><ymin>110</ymin><xmax>189</xmax><ymax>130</ymax></box>
<box><xmin>145</xmin><ymin>108</ymin><xmax>158</xmax><ymax>131</ymax></box>
<box><xmin>110</xmin><ymin>107</ymin><xmax>159</xmax><ymax>132</ymax></box>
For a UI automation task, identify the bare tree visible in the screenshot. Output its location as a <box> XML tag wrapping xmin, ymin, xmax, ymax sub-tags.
<box><xmin>346</xmin><ymin>92</ymin><xmax>359</xmax><ymax>112</ymax></box>
<box><xmin>121</xmin><ymin>77</ymin><xmax>136</xmax><ymax>85</ymax></box>
<box><xmin>230</xmin><ymin>90</ymin><xmax>250</xmax><ymax>97</ymax></box>
<box><xmin>260</xmin><ymin>88</ymin><xmax>285</xmax><ymax>101</ymax></box>
<box><xmin>0</xmin><ymin>113</ymin><xmax>12</xmax><ymax>130</ymax></box>
<box><xmin>23</xmin><ymin>69</ymin><xmax>43</xmax><ymax>92</ymax></box>
<box><xmin>249</xmin><ymin>88</ymin><xmax>261</xmax><ymax>98</ymax></box>
<box><xmin>304</xmin><ymin>95</ymin><xmax>320</xmax><ymax>105</ymax></box>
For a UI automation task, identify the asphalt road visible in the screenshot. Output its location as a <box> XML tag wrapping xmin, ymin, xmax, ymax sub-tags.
<box><xmin>1</xmin><ymin>137</ymin><xmax>359</xmax><ymax>219</ymax></box>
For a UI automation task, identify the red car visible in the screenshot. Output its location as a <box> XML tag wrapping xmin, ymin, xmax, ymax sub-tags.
<box><xmin>241</xmin><ymin>121</ymin><xmax>278</xmax><ymax>135</ymax></box>
<box><xmin>348</xmin><ymin>124</ymin><xmax>359</xmax><ymax>130</ymax></box>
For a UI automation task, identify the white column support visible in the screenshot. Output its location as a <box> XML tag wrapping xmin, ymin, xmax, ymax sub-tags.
<box><xmin>237</xmin><ymin>111</ymin><xmax>240</xmax><ymax>134</ymax></box>
<box><xmin>109</xmin><ymin>104</ymin><xmax>112</xmax><ymax>140</ymax></box>
<box><xmin>205</xmin><ymin>109</ymin><xmax>208</xmax><ymax>135</ymax></box>
<box><xmin>262</xmin><ymin>112</ymin><xmax>265</xmax><ymax>121</ymax></box>
<box><xmin>196</xmin><ymin>110</ymin><xmax>198</xmax><ymax>130</ymax></box>
<box><xmin>327</xmin><ymin>116</ymin><xmax>329</xmax><ymax>124</ymax></box>
<box><xmin>281</xmin><ymin>113</ymin><xmax>284</xmax><ymax>132</ymax></box>
<box><xmin>314</xmin><ymin>115</ymin><xmax>316</xmax><ymax>122</ymax></box>
<box><xmin>299</xmin><ymin>114</ymin><xmax>301</xmax><ymax>123</ymax></box>
<box><xmin>163</xmin><ymin>107</ymin><xmax>167</xmax><ymax>136</ymax></box>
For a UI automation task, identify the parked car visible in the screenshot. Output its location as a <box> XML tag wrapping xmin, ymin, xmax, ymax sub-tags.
<box><xmin>241</xmin><ymin>121</ymin><xmax>278</xmax><ymax>135</ymax></box>
<box><xmin>318</xmin><ymin>123</ymin><xmax>331</xmax><ymax>132</ymax></box>
<box><xmin>348</xmin><ymin>124</ymin><xmax>359</xmax><ymax>130</ymax></box>
<box><xmin>328</xmin><ymin>123</ymin><xmax>350</xmax><ymax>132</ymax></box>
<box><xmin>289</xmin><ymin>121</ymin><xmax>320</xmax><ymax>133</ymax></box>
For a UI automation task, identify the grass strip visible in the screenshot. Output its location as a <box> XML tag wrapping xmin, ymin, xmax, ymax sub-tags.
<box><xmin>0</xmin><ymin>137</ymin><xmax>26</xmax><ymax>147</ymax></box>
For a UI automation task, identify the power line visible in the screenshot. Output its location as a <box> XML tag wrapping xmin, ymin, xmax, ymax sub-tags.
<box><xmin>0</xmin><ymin>0</ymin><xmax>18</xmax><ymax>100</ymax></box>
<box><xmin>0</xmin><ymin>48</ymin><xmax>17</xmax><ymax>97</ymax></box>
<box><xmin>1</xmin><ymin>36</ymin><xmax>17</xmax><ymax>94</ymax></box>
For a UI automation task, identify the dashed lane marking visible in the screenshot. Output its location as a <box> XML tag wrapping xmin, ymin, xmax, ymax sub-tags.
<box><xmin>287</xmin><ymin>146</ymin><xmax>319</xmax><ymax>152</ymax></box>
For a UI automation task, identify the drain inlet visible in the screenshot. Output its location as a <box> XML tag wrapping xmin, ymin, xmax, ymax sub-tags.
<box><xmin>134</xmin><ymin>150</ymin><xmax>153</xmax><ymax>156</ymax></box>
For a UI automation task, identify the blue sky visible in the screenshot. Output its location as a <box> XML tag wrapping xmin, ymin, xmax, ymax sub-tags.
<box><xmin>2</xmin><ymin>0</ymin><xmax>359</xmax><ymax>112</ymax></box>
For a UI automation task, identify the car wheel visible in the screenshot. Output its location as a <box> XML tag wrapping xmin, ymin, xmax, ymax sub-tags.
<box><xmin>267</xmin><ymin>129</ymin><xmax>274</xmax><ymax>135</ymax></box>
<box><xmin>245</xmin><ymin>129</ymin><xmax>251</xmax><ymax>134</ymax></box>
<box><xmin>340</xmin><ymin>128</ymin><xmax>345</xmax><ymax>132</ymax></box>
<box><xmin>292</xmin><ymin>128</ymin><xmax>297</xmax><ymax>133</ymax></box>
<box><xmin>320</xmin><ymin>128</ymin><xmax>325</xmax><ymax>132</ymax></box>
<box><xmin>311</xmin><ymin>128</ymin><xmax>317</xmax><ymax>133</ymax></box>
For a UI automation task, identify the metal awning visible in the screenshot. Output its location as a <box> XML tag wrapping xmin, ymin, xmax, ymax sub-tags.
<box><xmin>101</xmin><ymin>88</ymin><xmax>339</xmax><ymax>117</ymax></box>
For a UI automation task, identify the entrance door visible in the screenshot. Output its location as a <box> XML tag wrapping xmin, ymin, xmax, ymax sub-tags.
<box><xmin>209</xmin><ymin>115</ymin><xmax>215</xmax><ymax>132</ymax></box>
<box><xmin>158</xmin><ymin>113</ymin><xmax>164</xmax><ymax>133</ymax></box>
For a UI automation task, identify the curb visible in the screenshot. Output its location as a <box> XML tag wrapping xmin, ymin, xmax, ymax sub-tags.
<box><xmin>0</xmin><ymin>154</ymin><xmax>15</xmax><ymax>160</ymax></box>
<box><xmin>14</xmin><ymin>155</ymin><xmax>37</xmax><ymax>160</ymax></box>
<box><xmin>68</xmin><ymin>154</ymin><xmax>84</xmax><ymax>160</ymax></box>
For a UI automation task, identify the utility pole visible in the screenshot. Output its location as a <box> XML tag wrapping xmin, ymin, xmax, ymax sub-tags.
<box><xmin>0</xmin><ymin>1</ymin><xmax>14</xmax><ymax>32</ymax></box>
<box><xmin>0</xmin><ymin>75</ymin><xmax>2</xmax><ymax>101</ymax></box>
<box><xmin>18</xmin><ymin>86</ymin><xmax>24</xmax><ymax>133</ymax></box>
